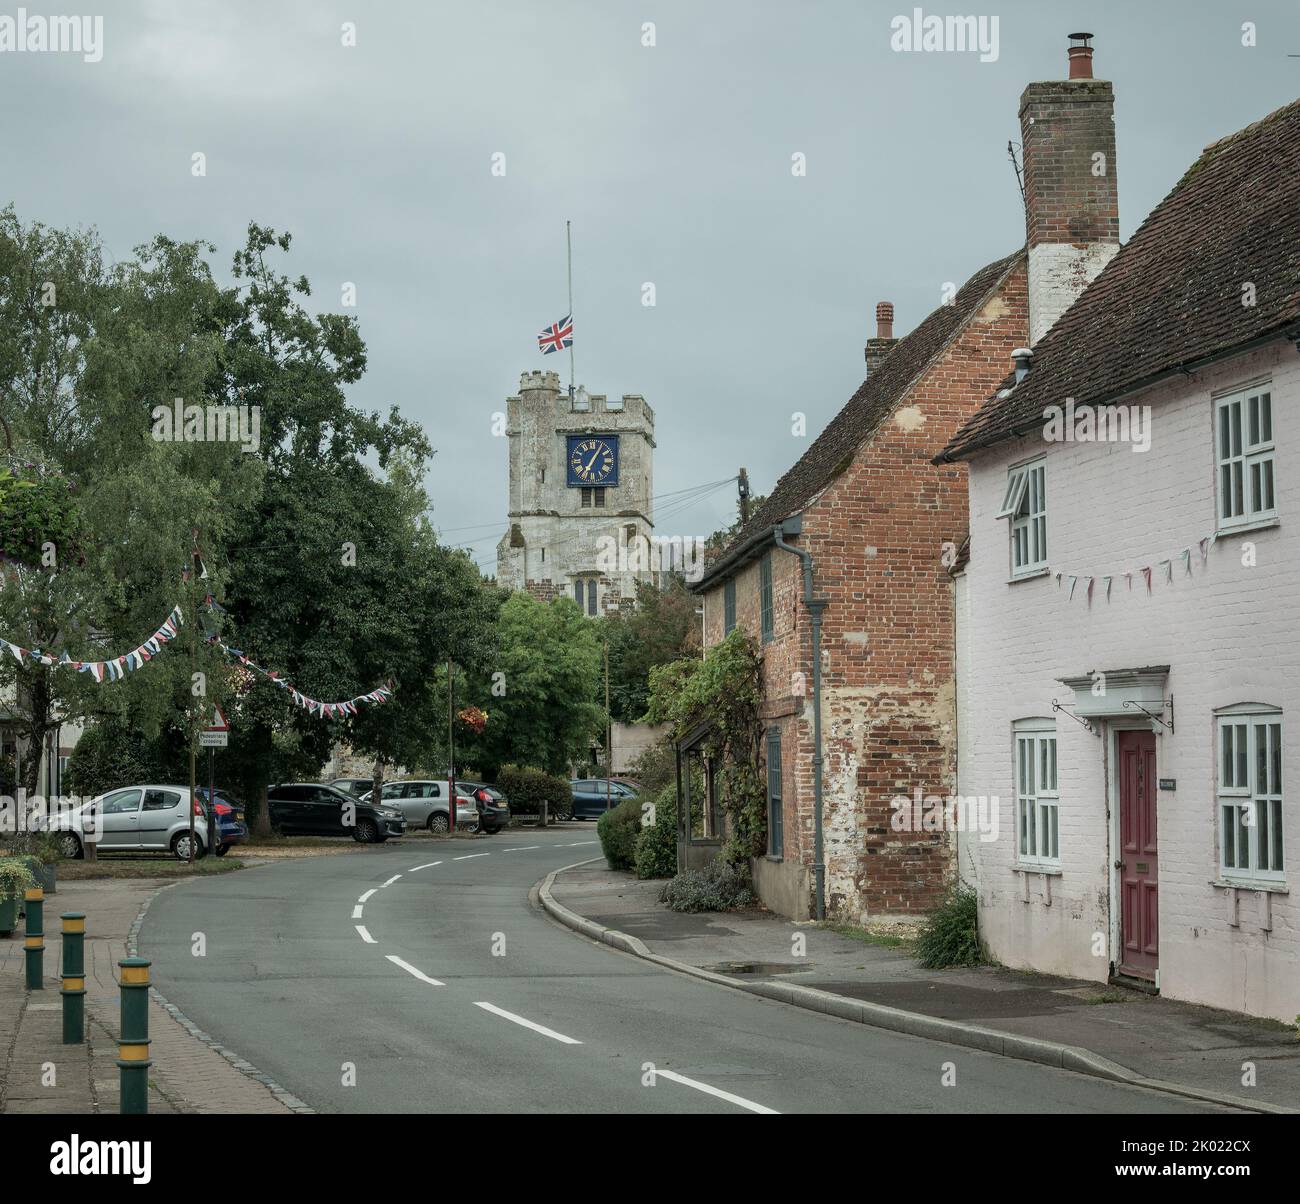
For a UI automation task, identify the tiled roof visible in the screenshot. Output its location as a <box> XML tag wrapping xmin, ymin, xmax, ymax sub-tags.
<box><xmin>940</xmin><ymin>99</ymin><xmax>1300</xmax><ymax>463</ymax></box>
<box><xmin>698</xmin><ymin>250</ymin><xmax>1024</xmax><ymax>588</ymax></box>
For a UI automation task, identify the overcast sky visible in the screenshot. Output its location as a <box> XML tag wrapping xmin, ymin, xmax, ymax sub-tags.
<box><xmin>4</xmin><ymin>0</ymin><xmax>1298</xmax><ymax>572</ymax></box>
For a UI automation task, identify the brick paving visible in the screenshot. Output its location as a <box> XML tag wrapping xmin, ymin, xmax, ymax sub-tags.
<box><xmin>0</xmin><ymin>876</ymin><xmax>295</xmax><ymax>1114</ymax></box>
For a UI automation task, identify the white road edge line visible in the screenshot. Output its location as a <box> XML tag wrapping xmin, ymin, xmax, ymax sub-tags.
<box><xmin>454</xmin><ymin>853</ymin><xmax>490</xmax><ymax>861</ymax></box>
<box><xmin>473</xmin><ymin>1002</ymin><xmax>582</xmax><ymax>1045</ymax></box>
<box><xmin>502</xmin><ymin>846</ymin><xmax>540</xmax><ymax>852</ymax></box>
<box><xmin>386</xmin><ymin>955</ymin><xmax>445</xmax><ymax>987</ymax></box>
<box><xmin>654</xmin><ymin>1068</ymin><xmax>779</xmax><ymax>1115</ymax></box>
<box><xmin>358</xmin><ymin>889</ymin><xmax>376</xmax><ymax>903</ymax></box>
<box><xmin>409</xmin><ymin>861</ymin><xmax>443</xmax><ymax>871</ymax></box>
<box><xmin>380</xmin><ymin>874</ymin><xmax>402</xmax><ymax>887</ymax></box>
<box><xmin>351</xmin><ymin>905</ymin><xmax>363</xmax><ymax>919</ymax></box>
<box><xmin>355</xmin><ymin>925</ymin><xmax>376</xmax><ymax>944</ymax></box>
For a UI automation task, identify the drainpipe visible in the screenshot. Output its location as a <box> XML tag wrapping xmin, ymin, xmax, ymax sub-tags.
<box><xmin>773</xmin><ymin>517</ymin><xmax>827</xmax><ymax>920</ymax></box>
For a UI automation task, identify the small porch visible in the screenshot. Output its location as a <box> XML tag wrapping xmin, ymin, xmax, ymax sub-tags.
<box><xmin>675</xmin><ymin>719</ymin><xmax>725</xmax><ymax>871</ymax></box>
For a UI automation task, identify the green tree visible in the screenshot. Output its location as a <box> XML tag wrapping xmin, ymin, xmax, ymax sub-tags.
<box><xmin>601</xmin><ymin>577</ymin><xmax>700</xmax><ymax>725</ymax></box>
<box><xmin>455</xmin><ymin>593</ymin><xmax>604</xmax><ymax>779</ymax></box>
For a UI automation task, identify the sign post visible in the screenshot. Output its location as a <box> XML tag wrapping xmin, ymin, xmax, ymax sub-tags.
<box><xmin>200</xmin><ymin>706</ymin><xmax>229</xmax><ymax>856</ymax></box>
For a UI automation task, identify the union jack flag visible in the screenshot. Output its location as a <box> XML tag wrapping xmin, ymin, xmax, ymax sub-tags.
<box><xmin>538</xmin><ymin>313</ymin><xmax>573</xmax><ymax>355</ymax></box>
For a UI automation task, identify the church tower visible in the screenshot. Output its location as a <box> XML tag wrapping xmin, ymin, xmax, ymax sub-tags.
<box><xmin>496</xmin><ymin>370</ymin><xmax>656</xmax><ymax>613</ymax></box>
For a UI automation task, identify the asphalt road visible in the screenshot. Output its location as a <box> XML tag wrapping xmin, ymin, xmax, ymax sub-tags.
<box><xmin>139</xmin><ymin>829</ymin><xmax>1228</xmax><ymax>1114</ymax></box>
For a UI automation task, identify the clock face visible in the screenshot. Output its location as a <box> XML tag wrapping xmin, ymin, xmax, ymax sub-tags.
<box><xmin>567</xmin><ymin>435</ymin><xmax>619</xmax><ymax>486</ymax></box>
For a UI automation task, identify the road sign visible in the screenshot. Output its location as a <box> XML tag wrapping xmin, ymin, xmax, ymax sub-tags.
<box><xmin>200</xmin><ymin>704</ymin><xmax>229</xmax><ymax>748</ymax></box>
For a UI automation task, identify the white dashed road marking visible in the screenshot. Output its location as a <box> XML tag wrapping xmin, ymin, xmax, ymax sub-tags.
<box><xmin>386</xmin><ymin>955</ymin><xmax>445</xmax><ymax>987</ymax></box>
<box><xmin>380</xmin><ymin>874</ymin><xmax>402</xmax><ymax>887</ymax></box>
<box><xmin>355</xmin><ymin>925</ymin><xmax>376</xmax><ymax>944</ymax></box>
<box><xmin>473</xmin><ymin>1001</ymin><xmax>582</xmax><ymax>1045</ymax></box>
<box><xmin>351</xmin><ymin>905</ymin><xmax>363</xmax><ymax>919</ymax></box>
<box><xmin>501</xmin><ymin>846</ymin><xmax>540</xmax><ymax>852</ymax></box>
<box><xmin>358</xmin><ymin>889</ymin><xmax>376</xmax><ymax>903</ymax></box>
<box><xmin>409</xmin><ymin>861</ymin><xmax>443</xmax><ymax>871</ymax></box>
<box><xmin>654</xmin><ymin>1068</ymin><xmax>779</xmax><ymax>1115</ymax></box>
<box><xmin>454</xmin><ymin>853</ymin><xmax>490</xmax><ymax>861</ymax></box>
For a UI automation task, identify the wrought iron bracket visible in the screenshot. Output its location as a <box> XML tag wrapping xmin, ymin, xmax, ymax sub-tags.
<box><xmin>1051</xmin><ymin>698</ymin><xmax>1097</xmax><ymax>735</ymax></box>
<box><xmin>1122</xmin><ymin>696</ymin><xmax>1174</xmax><ymax>734</ymax></box>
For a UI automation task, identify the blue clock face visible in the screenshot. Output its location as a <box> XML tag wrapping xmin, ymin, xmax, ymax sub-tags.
<box><xmin>566</xmin><ymin>434</ymin><xmax>619</xmax><ymax>487</ymax></box>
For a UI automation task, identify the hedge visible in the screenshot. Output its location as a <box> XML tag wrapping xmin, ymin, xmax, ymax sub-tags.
<box><xmin>596</xmin><ymin>796</ymin><xmax>642</xmax><ymax>870</ymax></box>
<box><xmin>497</xmin><ymin>764</ymin><xmax>571</xmax><ymax>818</ymax></box>
<box><xmin>634</xmin><ymin>783</ymin><xmax>677</xmax><ymax>879</ymax></box>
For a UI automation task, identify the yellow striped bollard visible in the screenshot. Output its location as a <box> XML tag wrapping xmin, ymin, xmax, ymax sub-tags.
<box><xmin>61</xmin><ymin>912</ymin><xmax>86</xmax><ymax>1043</ymax></box>
<box><xmin>23</xmin><ymin>886</ymin><xmax>44</xmax><ymax>990</ymax></box>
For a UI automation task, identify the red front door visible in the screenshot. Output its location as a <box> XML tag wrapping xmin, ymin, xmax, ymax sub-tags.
<box><xmin>1117</xmin><ymin>730</ymin><xmax>1159</xmax><ymax>980</ymax></box>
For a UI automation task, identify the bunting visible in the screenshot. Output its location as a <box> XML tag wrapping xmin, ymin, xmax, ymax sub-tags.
<box><xmin>206</xmin><ymin>638</ymin><xmax>393</xmax><ymax>721</ymax></box>
<box><xmin>0</xmin><ymin>605</ymin><xmax>183</xmax><ymax>679</ymax></box>
<box><xmin>1053</xmin><ymin>528</ymin><xmax>1222</xmax><ymax>604</ymax></box>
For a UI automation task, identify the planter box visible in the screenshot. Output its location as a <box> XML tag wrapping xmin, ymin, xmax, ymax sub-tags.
<box><xmin>0</xmin><ymin>893</ymin><xmax>17</xmax><ymax>936</ymax></box>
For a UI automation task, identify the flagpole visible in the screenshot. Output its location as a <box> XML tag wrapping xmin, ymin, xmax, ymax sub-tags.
<box><xmin>566</xmin><ymin>220</ymin><xmax>575</xmax><ymax>400</ymax></box>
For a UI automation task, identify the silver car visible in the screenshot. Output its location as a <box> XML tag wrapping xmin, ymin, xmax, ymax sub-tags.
<box><xmin>363</xmin><ymin>780</ymin><xmax>479</xmax><ymax>833</ymax></box>
<box><xmin>50</xmin><ymin>784</ymin><xmax>212</xmax><ymax>862</ymax></box>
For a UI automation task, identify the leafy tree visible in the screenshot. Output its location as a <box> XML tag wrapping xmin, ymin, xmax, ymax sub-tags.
<box><xmin>601</xmin><ymin>577</ymin><xmax>700</xmax><ymax>725</ymax></box>
<box><xmin>0</xmin><ymin>211</ymin><xmax>258</xmax><ymax>843</ymax></box>
<box><xmin>454</xmin><ymin>593</ymin><xmax>604</xmax><ymax>779</ymax></box>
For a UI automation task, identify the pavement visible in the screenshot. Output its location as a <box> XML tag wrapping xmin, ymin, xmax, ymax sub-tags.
<box><xmin>0</xmin><ymin>874</ymin><xmax>297</xmax><ymax>1114</ymax></box>
<box><xmin>544</xmin><ymin>861</ymin><xmax>1300</xmax><ymax>1113</ymax></box>
<box><xmin>125</xmin><ymin>829</ymin><xmax>1238</xmax><ymax>1113</ymax></box>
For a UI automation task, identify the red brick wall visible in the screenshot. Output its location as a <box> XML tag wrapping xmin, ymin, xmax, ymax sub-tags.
<box><xmin>701</xmin><ymin>260</ymin><xmax>1028</xmax><ymax>920</ymax></box>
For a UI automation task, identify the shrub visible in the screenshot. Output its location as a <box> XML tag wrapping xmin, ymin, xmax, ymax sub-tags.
<box><xmin>659</xmin><ymin>860</ymin><xmax>754</xmax><ymax>913</ymax></box>
<box><xmin>625</xmin><ymin>740</ymin><xmax>675</xmax><ymax>796</ymax></box>
<box><xmin>497</xmin><ymin>764</ymin><xmax>571</xmax><ymax>819</ymax></box>
<box><xmin>634</xmin><ymin>783</ymin><xmax>677</xmax><ymax>880</ymax></box>
<box><xmin>0</xmin><ymin>857</ymin><xmax>37</xmax><ymax>899</ymax></box>
<box><xmin>914</xmin><ymin>882</ymin><xmax>984</xmax><ymax>969</ymax></box>
<box><xmin>596</xmin><ymin>796</ymin><xmax>642</xmax><ymax>870</ymax></box>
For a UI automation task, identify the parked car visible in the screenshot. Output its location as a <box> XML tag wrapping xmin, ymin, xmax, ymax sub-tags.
<box><xmin>569</xmin><ymin>777</ymin><xmax>639</xmax><ymax>819</ymax></box>
<box><xmin>48</xmin><ymin>785</ymin><xmax>214</xmax><ymax>862</ymax></box>
<box><xmin>459</xmin><ymin>782</ymin><xmax>511</xmax><ymax>834</ymax></box>
<box><xmin>362</xmin><ymin>780</ymin><xmax>484</xmax><ymax>833</ymax></box>
<box><xmin>195</xmin><ymin>787</ymin><xmax>249</xmax><ymax>857</ymax></box>
<box><xmin>266</xmin><ymin>783</ymin><xmax>405</xmax><ymax>842</ymax></box>
<box><xmin>330</xmin><ymin>777</ymin><xmax>374</xmax><ymax>798</ymax></box>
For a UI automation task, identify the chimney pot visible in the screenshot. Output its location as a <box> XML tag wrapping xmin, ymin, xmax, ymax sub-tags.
<box><xmin>875</xmin><ymin>300</ymin><xmax>894</xmax><ymax>340</ymax></box>
<box><xmin>1067</xmin><ymin>31</ymin><xmax>1094</xmax><ymax>79</ymax></box>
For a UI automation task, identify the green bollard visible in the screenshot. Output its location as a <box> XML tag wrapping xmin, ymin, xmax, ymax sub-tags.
<box><xmin>116</xmin><ymin>957</ymin><xmax>152</xmax><ymax>1114</ymax></box>
<box><xmin>23</xmin><ymin>887</ymin><xmax>44</xmax><ymax>990</ymax></box>
<box><xmin>61</xmin><ymin>913</ymin><xmax>86</xmax><ymax>1044</ymax></box>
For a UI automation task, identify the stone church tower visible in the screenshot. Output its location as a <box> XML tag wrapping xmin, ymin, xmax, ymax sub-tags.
<box><xmin>496</xmin><ymin>370</ymin><xmax>656</xmax><ymax>612</ymax></box>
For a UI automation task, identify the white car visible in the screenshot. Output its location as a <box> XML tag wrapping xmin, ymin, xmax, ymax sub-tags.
<box><xmin>49</xmin><ymin>784</ymin><xmax>213</xmax><ymax>862</ymax></box>
<box><xmin>362</xmin><ymin>780</ymin><xmax>479</xmax><ymax>833</ymax></box>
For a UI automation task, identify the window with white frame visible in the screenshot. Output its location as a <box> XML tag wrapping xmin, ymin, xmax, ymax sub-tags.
<box><xmin>1215</xmin><ymin>385</ymin><xmax>1276</xmax><ymax>529</ymax></box>
<box><xmin>998</xmin><ymin>460</ymin><xmax>1047</xmax><ymax>576</ymax></box>
<box><xmin>1014</xmin><ymin>720</ymin><xmax>1058</xmax><ymax>866</ymax></box>
<box><xmin>1216</xmin><ymin>706</ymin><xmax>1284</xmax><ymax>883</ymax></box>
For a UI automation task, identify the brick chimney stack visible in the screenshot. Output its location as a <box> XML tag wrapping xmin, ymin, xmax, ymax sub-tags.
<box><xmin>1020</xmin><ymin>33</ymin><xmax>1120</xmax><ymax>345</ymax></box>
<box><xmin>864</xmin><ymin>301</ymin><xmax>898</xmax><ymax>376</ymax></box>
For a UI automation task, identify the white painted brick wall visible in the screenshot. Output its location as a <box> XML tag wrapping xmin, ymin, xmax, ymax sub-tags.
<box><xmin>957</xmin><ymin>341</ymin><xmax>1300</xmax><ymax>1022</ymax></box>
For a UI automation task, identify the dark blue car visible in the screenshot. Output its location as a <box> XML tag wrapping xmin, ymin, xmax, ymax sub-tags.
<box><xmin>195</xmin><ymin>787</ymin><xmax>249</xmax><ymax>856</ymax></box>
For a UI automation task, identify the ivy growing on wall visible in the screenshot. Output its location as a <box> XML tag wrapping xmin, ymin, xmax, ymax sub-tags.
<box><xmin>644</xmin><ymin>628</ymin><xmax>766</xmax><ymax>867</ymax></box>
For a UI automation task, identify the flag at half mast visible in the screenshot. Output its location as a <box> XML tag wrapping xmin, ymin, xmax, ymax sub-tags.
<box><xmin>537</xmin><ymin>313</ymin><xmax>573</xmax><ymax>355</ymax></box>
